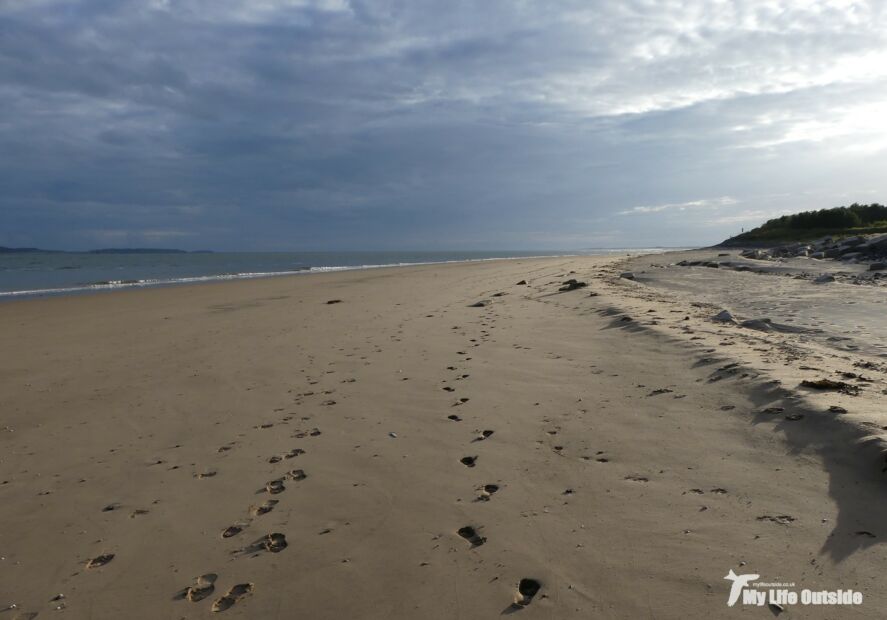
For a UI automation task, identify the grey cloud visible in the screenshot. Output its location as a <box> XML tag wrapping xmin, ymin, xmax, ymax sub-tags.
<box><xmin>2</xmin><ymin>0</ymin><xmax>887</xmax><ymax>250</ymax></box>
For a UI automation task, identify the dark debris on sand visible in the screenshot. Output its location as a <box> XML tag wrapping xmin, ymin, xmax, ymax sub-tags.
<box><xmin>558</xmin><ymin>279</ymin><xmax>587</xmax><ymax>292</ymax></box>
<box><xmin>801</xmin><ymin>379</ymin><xmax>860</xmax><ymax>395</ymax></box>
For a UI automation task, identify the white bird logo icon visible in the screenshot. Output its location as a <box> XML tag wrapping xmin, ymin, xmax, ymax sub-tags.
<box><xmin>724</xmin><ymin>569</ymin><xmax>760</xmax><ymax>607</ymax></box>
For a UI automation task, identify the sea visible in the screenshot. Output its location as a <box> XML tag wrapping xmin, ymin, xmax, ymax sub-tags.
<box><xmin>0</xmin><ymin>249</ymin><xmax>676</xmax><ymax>299</ymax></box>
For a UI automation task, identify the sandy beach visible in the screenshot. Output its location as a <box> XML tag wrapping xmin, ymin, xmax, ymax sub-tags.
<box><xmin>2</xmin><ymin>253</ymin><xmax>886</xmax><ymax>619</ymax></box>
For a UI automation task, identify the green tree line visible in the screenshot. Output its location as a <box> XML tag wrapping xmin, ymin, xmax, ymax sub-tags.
<box><xmin>759</xmin><ymin>203</ymin><xmax>887</xmax><ymax>231</ymax></box>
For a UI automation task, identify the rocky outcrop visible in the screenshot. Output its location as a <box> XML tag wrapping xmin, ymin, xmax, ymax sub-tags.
<box><xmin>738</xmin><ymin>233</ymin><xmax>887</xmax><ymax>266</ymax></box>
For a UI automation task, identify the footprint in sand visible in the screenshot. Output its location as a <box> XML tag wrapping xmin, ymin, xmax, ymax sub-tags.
<box><xmin>239</xmin><ymin>533</ymin><xmax>288</xmax><ymax>555</ymax></box>
<box><xmin>265</xmin><ymin>479</ymin><xmax>286</xmax><ymax>494</ymax></box>
<box><xmin>221</xmin><ymin>525</ymin><xmax>245</xmax><ymax>539</ymax></box>
<box><xmin>460</xmin><ymin>456</ymin><xmax>478</xmax><ymax>468</ymax></box>
<box><xmin>86</xmin><ymin>553</ymin><xmax>114</xmax><ymax>569</ymax></box>
<box><xmin>514</xmin><ymin>578</ymin><xmax>541</xmax><ymax>606</ymax></box>
<box><xmin>251</xmin><ymin>499</ymin><xmax>279</xmax><ymax>516</ymax></box>
<box><xmin>625</xmin><ymin>475</ymin><xmax>649</xmax><ymax>482</ymax></box>
<box><xmin>442</xmin><ymin>386</ymin><xmax>455</xmax><ymax>392</ymax></box>
<box><xmin>261</xmin><ymin>533</ymin><xmax>288</xmax><ymax>552</ymax></box>
<box><xmin>457</xmin><ymin>526</ymin><xmax>486</xmax><ymax>547</ymax></box>
<box><xmin>447</xmin><ymin>414</ymin><xmax>462</xmax><ymax>422</ymax></box>
<box><xmin>476</xmin><ymin>484</ymin><xmax>499</xmax><ymax>501</ymax></box>
<box><xmin>212</xmin><ymin>583</ymin><xmax>254</xmax><ymax>612</ymax></box>
<box><xmin>286</xmin><ymin>469</ymin><xmax>307</xmax><ymax>481</ymax></box>
<box><xmin>177</xmin><ymin>573</ymin><xmax>218</xmax><ymax>602</ymax></box>
<box><xmin>472</xmin><ymin>430</ymin><xmax>494</xmax><ymax>442</ymax></box>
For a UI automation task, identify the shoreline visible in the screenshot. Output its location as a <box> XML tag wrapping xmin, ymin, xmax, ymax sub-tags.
<box><xmin>2</xmin><ymin>253</ymin><xmax>885</xmax><ymax>618</ymax></box>
<box><xmin>0</xmin><ymin>255</ymin><xmax>579</xmax><ymax>301</ymax></box>
<box><xmin>0</xmin><ymin>248</ymin><xmax>687</xmax><ymax>301</ymax></box>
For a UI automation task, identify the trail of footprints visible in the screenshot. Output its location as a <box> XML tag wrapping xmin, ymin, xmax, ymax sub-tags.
<box><xmin>452</xmin><ymin>289</ymin><xmax>544</xmax><ymax>608</ymax></box>
<box><xmin>77</xmin><ymin>273</ymin><xmax>678</xmax><ymax>614</ymax></box>
<box><xmin>166</xmin><ymin>392</ymin><xmax>323</xmax><ymax>611</ymax></box>
<box><xmin>81</xmin><ymin>302</ymin><xmax>511</xmax><ymax>615</ymax></box>
<box><xmin>452</xmin><ymin>273</ymin><xmax>759</xmax><ymax>609</ymax></box>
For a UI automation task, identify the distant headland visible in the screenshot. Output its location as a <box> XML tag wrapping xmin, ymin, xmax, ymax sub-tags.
<box><xmin>0</xmin><ymin>247</ymin><xmax>212</xmax><ymax>254</ymax></box>
<box><xmin>722</xmin><ymin>203</ymin><xmax>887</xmax><ymax>245</ymax></box>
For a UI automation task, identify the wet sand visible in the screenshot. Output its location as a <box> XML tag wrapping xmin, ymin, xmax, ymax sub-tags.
<box><xmin>1</xmin><ymin>255</ymin><xmax>886</xmax><ymax>618</ymax></box>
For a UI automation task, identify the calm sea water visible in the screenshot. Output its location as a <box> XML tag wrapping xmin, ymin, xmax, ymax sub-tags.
<box><xmin>0</xmin><ymin>249</ymin><xmax>673</xmax><ymax>298</ymax></box>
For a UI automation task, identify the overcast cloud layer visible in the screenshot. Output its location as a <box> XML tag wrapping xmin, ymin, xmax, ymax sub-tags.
<box><xmin>2</xmin><ymin>0</ymin><xmax>886</xmax><ymax>250</ymax></box>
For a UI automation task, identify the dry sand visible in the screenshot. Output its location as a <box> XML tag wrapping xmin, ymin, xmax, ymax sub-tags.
<box><xmin>1</xmin><ymin>254</ymin><xmax>886</xmax><ymax>619</ymax></box>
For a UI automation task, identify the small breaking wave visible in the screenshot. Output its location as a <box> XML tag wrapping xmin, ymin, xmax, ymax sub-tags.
<box><xmin>0</xmin><ymin>269</ymin><xmax>311</xmax><ymax>298</ymax></box>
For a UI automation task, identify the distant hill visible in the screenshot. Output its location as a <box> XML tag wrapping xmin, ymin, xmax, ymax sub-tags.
<box><xmin>0</xmin><ymin>246</ymin><xmax>48</xmax><ymax>253</ymax></box>
<box><xmin>88</xmin><ymin>248</ymin><xmax>189</xmax><ymax>254</ymax></box>
<box><xmin>723</xmin><ymin>203</ymin><xmax>887</xmax><ymax>245</ymax></box>
<box><xmin>0</xmin><ymin>247</ymin><xmax>206</xmax><ymax>254</ymax></box>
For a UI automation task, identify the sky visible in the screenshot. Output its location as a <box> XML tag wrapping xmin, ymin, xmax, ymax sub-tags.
<box><xmin>2</xmin><ymin>0</ymin><xmax>886</xmax><ymax>251</ymax></box>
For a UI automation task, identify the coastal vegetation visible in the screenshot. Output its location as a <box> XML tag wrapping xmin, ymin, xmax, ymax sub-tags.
<box><xmin>725</xmin><ymin>203</ymin><xmax>887</xmax><ymax>244</ymax></box>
